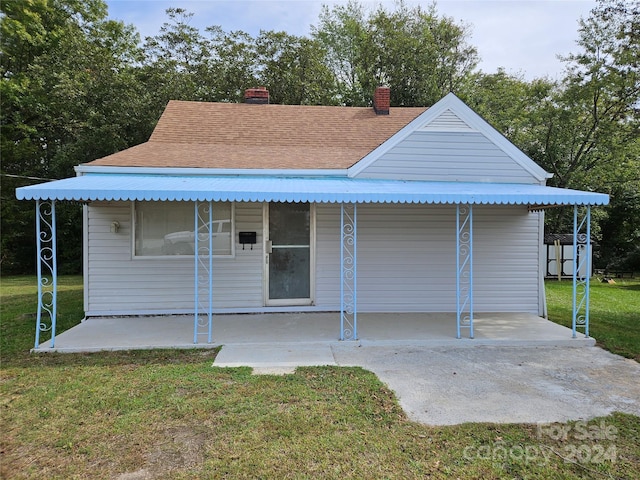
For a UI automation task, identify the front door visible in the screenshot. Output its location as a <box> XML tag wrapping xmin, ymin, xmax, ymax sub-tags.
<box><xmin>265</xmin><ymin>202</ymin><xmax>314</xmax><ymax>306</ymax></box>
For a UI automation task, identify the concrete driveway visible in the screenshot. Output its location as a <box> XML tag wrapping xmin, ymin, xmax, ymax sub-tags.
<box><xmin>216</xmin><ymin>343</ymin><xmax>640</xmax><ymax>425</ymax></box>
<box><xmin>331</xmin><ymin>344</ymin><xmax>640</xmax><ymax>425</ymax></box>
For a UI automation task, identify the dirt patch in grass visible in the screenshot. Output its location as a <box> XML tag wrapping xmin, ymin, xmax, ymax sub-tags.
<box><xmin>116</xmin><ymin>426</ymin><xmax>208</xmax><ymax>479</ymax></box>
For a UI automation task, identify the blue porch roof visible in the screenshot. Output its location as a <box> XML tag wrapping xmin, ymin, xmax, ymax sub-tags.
<box><xmin>16</xmin><ymin>174</ymin><xmax>609</xmax><ymax>206</ymax></box>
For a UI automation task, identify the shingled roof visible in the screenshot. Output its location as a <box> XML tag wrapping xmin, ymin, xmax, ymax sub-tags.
<box><xmin>87</xmin><ymin>101</ymin><xmax>427</xmax><ymax>170</ymax></box>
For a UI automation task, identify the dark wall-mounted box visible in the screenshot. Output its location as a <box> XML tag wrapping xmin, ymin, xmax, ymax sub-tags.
<box><xmin>239</xmin><ymin>231</ymin><xmax>257</xmax><ymax>245</ymax></box>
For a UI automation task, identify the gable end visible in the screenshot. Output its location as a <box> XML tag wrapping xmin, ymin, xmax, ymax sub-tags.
<box><xmin>349</xmin><ymin>93</ymin><xmax>551</xmax><ymax>184</ymax></box>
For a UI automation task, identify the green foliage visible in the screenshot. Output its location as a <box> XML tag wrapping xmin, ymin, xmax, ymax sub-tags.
<box><xmin>460</xmin><ymin>69</ymin><xmax>558</xmax><ymax>153</ymax></box>
<box><xmin>141</xmin><ymin>8</ymin><xmax>213</xmax><ymax>103</ymax></box>
<box><xmin>312</xmin><ymin>0</ymin><xmax>478</xmax><ymax>106</ymax></box>
<box><xmin>312</xmin><ymin>1</ymin><xmax>369</xmax><ymax>105</ymax></box>
<box><xmin>547</xmin><ymin>0</ymin><xmax>639</xmax><ymax>267</ymax></box>
<box><xmin>256</xmin><ymin>31</ymin><xmax>337</xmax><ymax>105</ymax></box>
<box><xmin>563</xmin><ymin>0</ymin><xmax>640</xmax><ymax>270</ymax></box>
<box><xmin>463</xmin><ymin>0</ymin><xmax>639</xmax><ymax>270</ymax></box>
<box><xmin>361</xmin><ymin>1</ymin><xmax>477</xmax><ymax>106</ymax></box>
<box><xmin>1</xmin><ymin>0</ymin><xmax>149</xmax><ymax>273</ymax></box>
<box><xmin>205</xmin><ymin>26</ymin><xmax>259</xmax><ymax>102</ymax></box>
<box><xmin>2</xmin><ymin>0</ymin><xmax>638</xmax><ymax>273</ymax></box>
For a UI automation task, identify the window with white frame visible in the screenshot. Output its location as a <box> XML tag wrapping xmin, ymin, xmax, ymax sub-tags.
<box><xmin>134</xmin><ymin>201</ymin><xmax>234</xmax><ymax>257</ymax></box>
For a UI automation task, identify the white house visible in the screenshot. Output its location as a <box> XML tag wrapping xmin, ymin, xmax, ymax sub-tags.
<box><xmin>16</xmin><ymin>89</ymin><xmax>609</xmax><ymax>348</ymax></box>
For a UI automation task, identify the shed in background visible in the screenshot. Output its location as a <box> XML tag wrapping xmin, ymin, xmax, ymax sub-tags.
<box><xmin>544</xmin><ymin>233</ymin><xmax>592</xmax><ymax>279</ymax></box>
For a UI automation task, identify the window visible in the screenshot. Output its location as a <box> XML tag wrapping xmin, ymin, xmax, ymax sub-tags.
<box><xmin>134</xmin><ymin>201</ymin><xmax>234</xmax><ymax>257</ymax></box>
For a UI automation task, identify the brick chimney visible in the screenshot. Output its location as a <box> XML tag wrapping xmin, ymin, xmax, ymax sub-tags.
<box><xmin>244</xmin><ymin>87</ymin><xmax>269</xmax><ymax>104</ymax></box>
<box><xmin>373</xmin><ymin>86</ymin><xmax>390</xmax><ymax>115</ymax></box>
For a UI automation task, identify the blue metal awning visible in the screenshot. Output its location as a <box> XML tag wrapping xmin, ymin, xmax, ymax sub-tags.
<box><xmin>16</xmin><ymin>174</ymin><xmax>609</xmax><ymax>206</ymax></box>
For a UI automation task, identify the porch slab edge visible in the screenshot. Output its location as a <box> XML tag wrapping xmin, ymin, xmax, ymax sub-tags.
<box><xmin>31</xmin><ymin>343</ymin><xmax>222</xmax><ymax>354</ymax></box>
<box><xmin>31</xmin><ymin>337</ymin><xmax>595</xmax><ymax>354</ymax></box>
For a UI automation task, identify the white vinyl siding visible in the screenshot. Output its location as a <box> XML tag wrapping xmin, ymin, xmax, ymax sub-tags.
<box><xmin>355</xmin><ymin>131</ymin><xmax>538</xmax><ymax>183</ymax></box>
<box><xmin>314</xmin><ymin>204</ymin><xmax>341</xmax><ymax>309</ymax></box>
<box><xmin>316</xmin><ymin>204</ymin><xmax>540</xmax><ymax>313</ymax></box>
<box><xmin>356</xmin><ymin>204</ymin><xmax>455</xmax><ymax>311</ymax></box>
<box><xmin>85</xmin><ymin>202</ymin><xmax>541</xmax><ymax>316</ymax></box>
<box><xmin>350</xmin><ymin>204</ymin><xmax>540</xmax><ymax>313</ymax></box>
<box><xmin>472</xmin><ymin>207</ymin><xmax>540</xmax><ymax>312</ymax></box>
<box><xmin>86</xmin><ymin>201</ymin><xmax>263</xmax><ymax>315</ymax></box>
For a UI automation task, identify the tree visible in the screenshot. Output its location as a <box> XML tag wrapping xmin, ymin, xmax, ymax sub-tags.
<box><xmin>205</xmin><ymin>27</ymin><xmax>258</xmax><ymax>102</ymax></box>
<box><xmin>141</xmin><ymin>8</ymin><xmax>214</xmax><ymax>103</ymax></box>
<box><xmin>4</xmin><ymin>0</ymin><xmax>637</xmax><ymax>274</ymax></box>
<box><xmin>312</xmin><ymin>0</ymin><xmax>478</xmax><ymax>106</ymax></box>
<box><xmin>462</xmin><ymin>0</ymin><xmax>639</xmax><ymax>270</ymax></box>
<box><xmin>537</xmin><ymin>0</ymin><xmax>639</xmax><ymax>268</ymax></box>
<box><xmin>361</xmin><ymin>1</ymin><xmax>478</xmax><ymax>106</ymax></box>
<box><xmin>1</xmin><ymin>0</ymin><xmax>145</xmax><ymax>274</ymax></box>
<box><xmin>540</xmin><ymin>0</ymin><xmax>639</xmax><ymax>190</ymax></box>
<box><xmin>255</xmin><ymin>31</ymin><xmax>337</xmax><ymax>104</ymax></box>
<box><xmin>597</xmin><ymin>137</ymin><xmax>640</xmax><ymax>270</ymax></box>
<box><xmin>460</xmin><ymin>69</ymin><xmax>558</xmax><ymax>152</ymax></box>
<box><xmin>312</xmin><ymin>1</ymin><xmax>369</xmax><ymax>105</ymax></box>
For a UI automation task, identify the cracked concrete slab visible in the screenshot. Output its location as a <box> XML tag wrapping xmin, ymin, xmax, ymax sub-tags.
<box><xmin>331</xmin><ymin>344</ymin><xmax>640</xmax><ymax>425</ymax></box>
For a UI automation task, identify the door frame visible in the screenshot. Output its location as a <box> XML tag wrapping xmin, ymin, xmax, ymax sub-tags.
<box><xmin>263</xmin><ymin>202</ymin><xmax>316</xmax><ymax>307</ymax></box>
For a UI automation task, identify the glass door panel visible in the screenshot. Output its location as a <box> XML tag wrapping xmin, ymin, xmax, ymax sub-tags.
<box><xmin>267</xmin><ymin>203</ymin><xmax>311</xmax><ymax>303</ymax></box>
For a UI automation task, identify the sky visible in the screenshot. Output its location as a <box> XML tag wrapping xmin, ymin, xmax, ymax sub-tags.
<box><xmin>104</xmin><ymin>0</ymin><xmax>597</xmax><ymax>81</ymax></box>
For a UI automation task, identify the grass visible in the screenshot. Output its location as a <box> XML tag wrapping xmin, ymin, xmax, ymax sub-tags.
<box><xmin>1</xmin><ymin>275</ymin><xmax>639</xmax><ymax>479</ymax></box>
<box><xmin>545</xmin><ymin>277</ymin><xmax>640</xmax><ymax>361</ymax></box>
<box><xmin>0</xmin><ymin>276</ymin><xmax>85</xmax><ymax>363</ymax></box>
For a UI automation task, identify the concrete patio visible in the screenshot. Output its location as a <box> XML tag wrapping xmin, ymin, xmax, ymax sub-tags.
<box><xmin>34</xmin><ymin>312</ymin><xmax>594</xmax><ymax>353</ymax></box>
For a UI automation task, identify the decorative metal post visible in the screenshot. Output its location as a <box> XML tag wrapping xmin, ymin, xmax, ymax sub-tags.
<box><xmin>34</xmin><ymin>200</ymin><xmax>58</xmax><ymax>349</ymax></box>
<box><xmin>194</xmin><ymin>201</ymin><xmax>214</xmax><ymax>344</ymax></box>
<box><xmin>572</xmin><ymin>205</ymin><xmax>591</xmax><ymax>338</ymax></box>
<box><xmin>340</xmin><ymin>203</ymin><xmax>357</xmax><ymax>340</ymax></box>
<box><xmin>456</xmin><ymin>204</ymin><xmax>473</xmax><ymax>339</ymax></box>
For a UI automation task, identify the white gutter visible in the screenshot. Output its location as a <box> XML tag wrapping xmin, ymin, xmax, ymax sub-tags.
<box><xmin>74</xmin><ymin>165</ymin><xmax>349</xmax><ymax>177</ymax></box>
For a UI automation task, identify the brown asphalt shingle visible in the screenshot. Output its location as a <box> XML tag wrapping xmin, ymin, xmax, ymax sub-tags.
<box><xmin>87</xmin><ymin>101</ymin><xmax>427</xmax><ymax>170</ymax></box>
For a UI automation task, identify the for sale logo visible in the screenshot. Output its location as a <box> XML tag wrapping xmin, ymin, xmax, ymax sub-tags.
<box><xmin>536</xmin><ymin>420</ymin><xmax>618</xmax><ymax>464</ymax></box>
<box><xmin>463</xmin><ymin>420</ymin><xmax>618</xmax><ymax>466</ymax></box>
<box><xmin>537</xmin><ymin>419</ymin><xmax>618</xmax><ymax>442</ymax></box>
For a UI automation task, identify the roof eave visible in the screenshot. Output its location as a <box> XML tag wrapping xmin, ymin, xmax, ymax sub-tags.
<box><xmin>75</xmin><ymin>165</ymin><xmax>349</xmax><ymax>177</ymax></box>
<box><xmin>16</xmin><ymin>175</ymin><xmax>610</xmax><ymax>207</ymax></box>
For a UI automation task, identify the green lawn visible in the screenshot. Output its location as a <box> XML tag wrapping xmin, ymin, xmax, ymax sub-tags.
<box><xmin>1</xmin><ymin>276</ymin><xmax>639</xmax><ymax>479</ymax></box>
<box><xmin>545</xmin><ymin>278</ymin><xmax>640</xmax><ymax>362</ymax></box>
<box><xmin>0</xmin><ymin>275</ymin><xmax>85</xmax><ymax>362</ymax></box>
